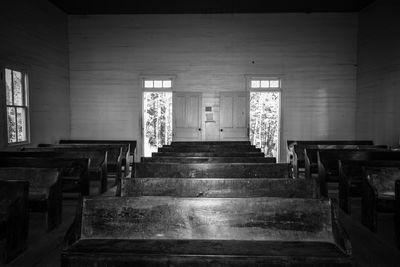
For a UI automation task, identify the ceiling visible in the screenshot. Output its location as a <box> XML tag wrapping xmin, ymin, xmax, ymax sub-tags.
<box><xmin>48</xmin><ymin>0</ymin><xmax>376</xmax><ymax>14</ymax></box>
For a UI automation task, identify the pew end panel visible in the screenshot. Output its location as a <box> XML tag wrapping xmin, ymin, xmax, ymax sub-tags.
<box><xmin>0</xmin><ymin>167</ymin><xmax>63</xmax><ymax>231</ymax></box>
<box><xmin>0</xmin><ymin>180</ymin><xmax>29</xmax><ymax>264</ymax></box>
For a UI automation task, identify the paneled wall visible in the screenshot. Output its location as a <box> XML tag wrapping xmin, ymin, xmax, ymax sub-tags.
<box><xmin>0</xmin><ymin>0</ymin><xmax>70</xmax><ymax>149</ymax></box>
<box><xmin>69</xmin><ymin>14</ymin><xmax>358</xmax><ymax>160</ymax></box>
<box><xmin>356</xmin><ymin>1</ymin><xmax>400</xmax><ymax>145</ymax></box>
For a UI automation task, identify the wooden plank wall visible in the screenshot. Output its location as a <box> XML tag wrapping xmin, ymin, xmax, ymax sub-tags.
<box><xmin>68</xmin><ymin>14</ymin><xmax>358</xmax><ymax>160</ymax></box>
<box><xmin>356</xmin><ymin>0</ymin><xmax>400</xmax><ymax>146</ymax></box>
<box><xmin>0</xmin><ymin>0</ymin><xmax>70</xmax><ymax>149</ymax></box>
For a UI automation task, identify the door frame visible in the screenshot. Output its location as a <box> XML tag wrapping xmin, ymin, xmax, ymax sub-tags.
<box><xmin>140</xmin><ymin>75</ymin><xmax>176</xmax><ymax>158</ymax></box>
<box><xmin>246</xmin><ymin>75</ymin><xmax>283</xmax><ymax>162</ymax></box>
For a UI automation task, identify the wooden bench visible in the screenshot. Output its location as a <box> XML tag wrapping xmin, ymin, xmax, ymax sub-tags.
<box><xmin>317</xmin><ymin>150</ymin><xmax>400</xmax><ymax>196</ymax></box>
<box><xmin>171</xmin><ymin>141</ymin><xmax>251</xmax><ymax>146</ymax></box>
<box><xmin>361</xmin><ymin>166</ymin><xmax>400</xmax><ymax>248</ymax></box>
<box><xmin>304</xmin><ymin>145</ymin><xmax>387</xmax><ymax>179</ymax></box>
<box><xmin>0</xmin><ymin>180</ymin><xmax>29</xmax><ymax>264</ymax></box>
<box><xmin>141</xmin><ymin>156</ymin><xmax>276</xmax><ymax>163</ymax></box>
<box><xmin>0</xmin><ymin>168</ymin><xmax>62</xmax><ymax>231</ymax></box>
<box><xmin>152</xmin><ymin>151</ymin><xmax>266</xmax><ymax>157</ymax></box>
<box><xmin>134</xmin><ymin>162</ymin><xmax>291</xmax><ymax>178</ymax></box>
<box><xmin>62</xmin><ymin>196</ymin><xmax>351</xmax><ymax>266</ymax></box>
<box><xmin>339</xmin><ymin>160</ymin><xmax>400</xmax><ymax>214</ymax></box>
<box><xmin>59</xmin><ymin>139</ymin><xmax>136</xmax><ymax>164</ymax></box>
<box><xmin>22</xmin><ymin>147</ymin><xmax>108</xmax><ymax>194</ymax></box>
<box><xmin>0</xmin><ymin>154</ymin><xmax>90</xmax><ymax>196</ymax></box>
<box><xmin>39</xmin><ymin>143</ymin><xmax>126</xmax><ymax>180</ymax></box>
<box><xmin>157</xmin><ymin>146</ymin><xmax>261</xmax><ymax>153</ymax></box>
<box><xmin>121</xmin><ymin>177</ymin><xmax>319</xmax><ymax>198</ymax></box>
<box><xmin>287</xmin><ymin>140</ymin><xmax>374</xmax><ymax>178</ymax></box>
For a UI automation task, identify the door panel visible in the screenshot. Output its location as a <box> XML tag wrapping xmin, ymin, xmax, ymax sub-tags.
<box><xmin>173</xmin><ymin>92</ymin><xmax>202</xmax><ymax>141</ymax></box>
<box><xmin>220</xmin><ymin>92</ymin><xmax>248</xmax><ymax>141</ymax></box>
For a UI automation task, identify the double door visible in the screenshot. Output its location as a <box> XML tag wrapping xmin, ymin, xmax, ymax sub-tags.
<box><xmin>173</xmin><ymin>91</ymin><xmax>248</xmax><ymax>141</ymax></box>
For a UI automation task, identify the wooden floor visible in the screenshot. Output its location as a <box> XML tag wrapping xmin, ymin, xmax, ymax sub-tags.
<box><xmin>2</xmin><ymin>180</ymin><xmax>400</xmax><ymax>267</ymax></box>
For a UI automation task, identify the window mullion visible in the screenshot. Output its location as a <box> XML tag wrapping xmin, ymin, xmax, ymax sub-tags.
<box><xmin>14</xmin><ymin>106</ymin><xmax>18</xmax><ymax>142</ymax></box>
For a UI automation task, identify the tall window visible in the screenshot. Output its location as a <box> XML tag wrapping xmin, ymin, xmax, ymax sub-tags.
<box><xmin>5</xmin><ymin>68</ymin><xmax>29</xmax><ymax>144</ymax></box>
<box><xmin>248</xmin><ymin>78</ymin><xmax>281</xmax><ymax>160</ymax></box>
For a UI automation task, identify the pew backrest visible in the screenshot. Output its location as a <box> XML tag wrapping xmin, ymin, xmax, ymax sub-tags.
<box><xmin>121</xmin><ymin>177</ymin><xmax>318</xmax><ymax>198</ymax></box>
<box><xmin>0</xmin><ymin>168</ymin><xmax>60</xmax><ymax>189</ymax></box>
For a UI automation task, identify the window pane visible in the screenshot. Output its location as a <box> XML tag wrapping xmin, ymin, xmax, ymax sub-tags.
<box><xmin>270</xmin><ymin>80</ymin><xmax>280</xmax><ymax>88</ymax></box>
<box><xmin>144</xmin><ymin>80</ymin><xmax>153</xmax><ymax>88</ymax></box>
<box><xmin>13</xmin><ymin>71</ymin><xmax>23</xmax><ymax>105</ymax></box>
<box><xmin>7</xmin><ymin>107</ymin><xmax>17</xmax><ymax>143</ymax></box>
<box><xmin>16</xmin><ymin>107</ymin><xmax>27</xmax><ymax>142</ymax></box>
<box><xmin>260</xmin><ymin>80</ymin><xmax>270</xmax><ymax>88</ymax></box>
<box><xmin>6</xmin><ymin>69</ymin><xmax>13</xmax><ymax>105</ymax></box>
<box><xmin>162</xmin><ymin>80</ymin><xmax>172</xmax><ymax>88</ymax></box>
<box><xmin>154</xmin><ymin>80</ymin><xmax>162</xmax><ymax>88</ymax></box>
<box><xmin>251</xmin><ymin>80</ymin><xmax>260</xmax><ymax>88</ymax></box>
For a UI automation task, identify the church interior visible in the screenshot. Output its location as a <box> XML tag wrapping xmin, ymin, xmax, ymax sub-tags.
<box><xmin>1</xmin><ymin>0</ymin><xmax>400</xmax><ymax>266</ymax></box>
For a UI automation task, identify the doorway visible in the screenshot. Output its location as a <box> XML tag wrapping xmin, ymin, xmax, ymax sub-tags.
<box><xmin>249</xmin><ymin>91</ymin><xmax>281</xmax><ymax>160</ymax></box>
<box><xmin>143</xmin><ymin>91</ymin><xmax>173</xmax><ymax>157</ymax></box>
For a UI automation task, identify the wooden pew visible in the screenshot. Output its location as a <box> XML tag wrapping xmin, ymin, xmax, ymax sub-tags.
<box><xmin>0</xmin><ymin>154</ymin><xmax>90</xmax><ymax>196</ymax></box>
<box><xmin>62</xmin><ymin>196</ymin><xmax>351</xmax><ymax>266</ymax></box>
<box><xmin>141</xmin><ymin>156</ymin><xmax>276</xmax><ymax>163</ymax></box>
<box><xmin>54</xmin><ymin>143</ymin><xmax>130</xmax><ymax>176</ymax></box>
<box><xmin>134</xmin><ymin>162</ymin><xmax>291</xmax><ymax>178</ymax></box>
<box><xmin>317</xmin><ymin>150</ymin><xmax>400</xmax><ymax>197</ymax></box>
<box><xmin>21</xmin><ymin>147</ymin><xmax>108</xmax><ymax>194</ymax></box>
<box><xmin>287</xmin><ymin>140</ymin><xmax>374</xmax><ymax>178</ymax></box>
<box><xmin>170</xmin><ymin>141</ymin><xmax>251</xmax><ymax>146</ymax></box>
<box><xmin>157</xmin><ymin>146</ymin><xmax>261</xmax><ymax>153</ymax></box>
<box><xmin>0</xmin><ymin>168</ymin><xmax>62</xmax><ymax>231</ymax></box>
<box><xmin>152</xmin><ymin>151</ymin><xmax>266</xmax><ymax>157</ymax></box>
<box><xmin>339</xmin><ymin>160</ymin><xmax>400</xmax><ymax>214</ymax></box>
<box><xmin>121</xmin><ymin>177</ymin><xmax>319</xmax><ymax>198</ymax></box>
<box><xmin>304</xmin><ymin>145</ymin><xmax>387</xmax><ymax>179</ymax></box>
<box><xmin>59</xmin><ymin>139</ymin><xmax>136</xmax><ymax>164</ymax></box>
<box><xmin>39</xmin><ymin>143</ymin><xmax>126</xmax><ymax>179</ymax></box>
<box><xmin>0</xmin><ymin>180</ymin><xmax>29</xmax><ymax>264</ymax></box>
<box><xmin>361</xmin><ymin>166</ymin><xmax>400</xmax><ymax>248</ymax></box>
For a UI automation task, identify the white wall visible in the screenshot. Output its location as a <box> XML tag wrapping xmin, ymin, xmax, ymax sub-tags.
<box><xmin>0</xmin><ymin>0</ymin><xmax>70</xmax><ymax>149</ymax></box>
<box><xmin>356</xmin><ymin>1</ymin><xmax>400</xmax><ymax>145</ymax></box>
<box><xmin>69</xmin><ymin>13</ymin><xmax>358</xmax><ymax>160</ymax></box>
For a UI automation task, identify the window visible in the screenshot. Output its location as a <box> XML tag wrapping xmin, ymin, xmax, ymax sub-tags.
<box><xmin>5</xmin><ymin>68</ymin><xmax>29</xmax><ymax>144</ymax></box>
<box><xmin>250</xmin><ymin>79</ymin><xmax>280</xmax><ymax>89</ymax></box>
<box><xmin>143</xmin><ymin>79</ymin><xmax>172</xmax><ymax>89</ymax></box>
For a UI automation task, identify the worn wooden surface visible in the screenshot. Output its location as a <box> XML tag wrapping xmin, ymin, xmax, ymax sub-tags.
<box><xmin>134</xmin><ymin>163</ymin><xmax>290</xmax><ymax>178</ymax></box>
<box><xmin>122</xmin><ymin>177</ymin><xmax>316</xmax><ymax>198</ymax></box>
<box><xmin>0</xmin><ymin>155</ymin><xmax>90</xmax><ymax>196</ymax></box>
<box><xmin>59</xmin><ymin>140</ymin><xmax>136</xmax><ymax>156</ymax></box>
<box><xmin>62</xmin><ymin>196</ymin><xmax>351</xmax><ymax>266</ymax></box>
<box><xmin>141</xmin><ymin>156</ymin><xmax>276</xmax><ymax>163</ymax></box>
<box><xmin>0</xmin><ymin>180</ymin><xmax>29</xmax><ymax>264</ymax></box>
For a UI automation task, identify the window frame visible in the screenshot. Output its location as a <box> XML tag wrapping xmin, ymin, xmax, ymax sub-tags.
<box><xmin>3</xmin><ymin>66</ymin><xmax>30</xmax><ymax>146</ymax></box>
